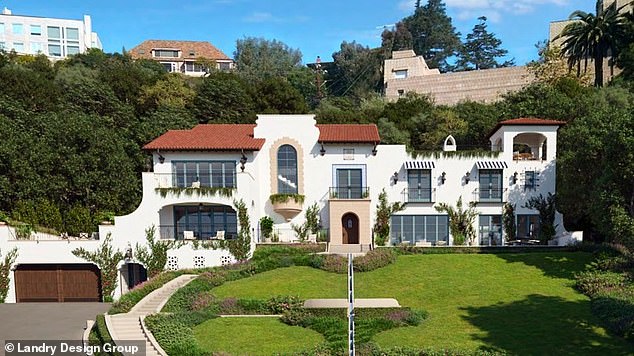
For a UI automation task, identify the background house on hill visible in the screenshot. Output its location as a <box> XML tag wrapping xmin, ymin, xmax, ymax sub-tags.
<box><xmin>0</xmin><ymin>7</ymin><xmax>101</xmax><ymax>59</ymax></box>
<box><xmin>383</xmin><ymin>50</ymin><xmax>534</xmax><ymax>105</ymax></box>
<box><xmin>129</xmin><ymin>39</ymin><xmax>234</xmax><ymax>76</ymax></box>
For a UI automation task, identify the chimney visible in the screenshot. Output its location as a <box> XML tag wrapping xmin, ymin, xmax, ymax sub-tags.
<box><xmin>2</xmin><ymin>7</ymin><xmax>12</xmax><ymax>15</ymax></box>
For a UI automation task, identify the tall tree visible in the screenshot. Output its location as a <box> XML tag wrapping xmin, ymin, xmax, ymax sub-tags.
<box><xmin>234</xmin><ymin>37</ymin><xmax>302</xmax><ymax>82</ymax></box>
<box><xmin>193</xmin><ymin>72</ymin><xmax>255</xmax><ymax>123</ymax></box>
<box><xmin>327</xmin><ymin>41</ymin><xmax>383</xmax><ymax>98</ymax></box>
<box><xmin>253</xmin><ymin>76</ymin><xmax>308</xmax><ymax>114</ymax></box>
<box><xmin>381</xmin><ymin>22</ymin><xmax>413</xmax><ymax>57</ymax></box>
<box><xmin>556</xmin><ymin>0</ymin><xmax>627</xmax><ymax>87</ymax></box>
<box><xmin>404</xmin><ymin>0</ymin><xmax>461</xmax><ymax>72</ymax></box>
<box><xmin>455</xmin><ymin>16</ymin><xmax>514</xmax><ymax>71</ymax></box>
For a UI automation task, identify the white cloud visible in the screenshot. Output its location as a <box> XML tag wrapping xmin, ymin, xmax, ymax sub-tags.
<box><xmin>398</xmin><ymin>0</ymin><xmax>416</xmax><ymax>12</ymax></box>
<box><xmin>445</xmin><ymin>0</ymin><xmax>570</xmax><ymax>19</ymax></box>
<box><xmin>242</xmin><ymin>12</ymin><xmax>308</xmax><ymax>23</ymax></box>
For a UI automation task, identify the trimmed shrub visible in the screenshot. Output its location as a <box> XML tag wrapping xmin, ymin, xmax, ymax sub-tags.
<box><xmin>320</xmin><ymin>254</ymin><xmax>347</xmax><ymax>274</ymax></box>
<box><xmin>354</xmin><ymin>248</ymin><xmax>397</xmax><ymax>272</ymax></box>
<box><xmin>64</xmin><ymin>205</ymin><xmax>94</xmax><ymax>236</ymax></box>
<box><xmin>266</xmin><ymin>295</ymin><xmax>303</xmax><ymax>314</ymax></box>
<box><xmin>575</xmin><ymin>271</ymin><xmax>628</xmax><ymax>297</ymax></box>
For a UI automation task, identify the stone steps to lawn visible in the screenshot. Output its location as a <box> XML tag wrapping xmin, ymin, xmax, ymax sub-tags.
<box><xmin>105</xmin><ymin>274</ymin><xmax>197</xmax><ymax>356</ymax></box>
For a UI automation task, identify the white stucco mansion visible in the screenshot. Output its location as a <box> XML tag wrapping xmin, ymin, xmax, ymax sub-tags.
<box><xmin>0</xmin><ymin>115</ymin><xmax>582</xmax><ymax>303</ymax></box>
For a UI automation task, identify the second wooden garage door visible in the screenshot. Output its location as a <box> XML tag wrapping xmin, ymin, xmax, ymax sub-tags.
<box><xmin>15</xmin><ymin>264</ymin><xmax>102</xmax><ymax>302</ymax></box>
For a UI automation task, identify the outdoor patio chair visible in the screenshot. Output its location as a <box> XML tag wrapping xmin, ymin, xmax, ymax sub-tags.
<box><xmin>183</xmin><ymin>231</ymin><xmax>195</xmax><ymax>240</ymax></box>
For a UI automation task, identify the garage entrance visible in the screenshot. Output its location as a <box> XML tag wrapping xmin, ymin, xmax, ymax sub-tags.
<box><xmin>14</xmin><ymin>264</ymin><xmax>102</xmax><ymax>302</ymax></box>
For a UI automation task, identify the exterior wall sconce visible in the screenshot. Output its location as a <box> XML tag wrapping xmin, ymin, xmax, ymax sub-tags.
<box><xmin>124</xmin><ymin>242</ymin><xmax>133</xmax><ymax>262</ymax></box>
<box><xmin>239</xmin><ymin>152</ymin><xmax>247</xmax><ymax>172</ymax></box>
<box><xmin>371</xmin><ymin>144</ymin><xmax>378</xmax><ymax>156</ymax></box>
<box><xmin>512</xmin><ymin>172</ymin><xmax>518</xmax><ymax>185</ymax></box>
<box><xmin>441</xmin><ymin>172</ymin><xmax>446</xmax><ymax>184</ymax></box>
<box><xmin>392</xmin><ymin>172</ymin><xmax>399</xmax><ymax>184</ymax></box>
<box><xmin>465</xmin><ymin>171</ymin><xmax>471</xmax><ymax>183</ymax></box>
<box><xmin>320</xmin><ymin>143</ymin><xmax>326</xmax><ymax>156</ymax></box>
<box><xmin>157</xmin><ymin>150</ymin><xmax>165</xmax><ymax>164</ymax></box>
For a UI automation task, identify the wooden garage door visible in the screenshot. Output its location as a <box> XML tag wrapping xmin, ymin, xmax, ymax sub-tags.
<box><xmin>15</xmin><ymin>264</ymin><xmax>102</xmax><ymax>302</ymax></box>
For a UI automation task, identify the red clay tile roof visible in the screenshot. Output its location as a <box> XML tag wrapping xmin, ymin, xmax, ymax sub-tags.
<box><xmin>487</xmin><ymin>118</ymin><xmax>566</xmax><ymax>139</ymax></box>
<box><xmin>143</xmin><ymin>125</ymin><xmax>264</xmax><ymax>151</ymax></box>
<box><xmin>317</xmin><ymin>124</ymin><xmax>380</xmax><ymax>143</ymax></box>
<box><xmin>129</xmin><ymin>40</ymin><xmax>231</xmax><ymax>61</ymax></box>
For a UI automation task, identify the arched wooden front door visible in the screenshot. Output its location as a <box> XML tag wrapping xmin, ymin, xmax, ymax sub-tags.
<box><xmin>342</xmin><ymin>213</ymin><xmax>359</xmax><ymax>244</ymax></box>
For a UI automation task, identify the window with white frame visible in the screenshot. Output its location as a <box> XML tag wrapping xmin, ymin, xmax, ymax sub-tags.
<box><xmin>30</xmin><ymin>25</ymin><xmax>41</xmax><ymax>36</ymax></box>
<box><xmin>479</xmin><ymin>215</ymin><xmax>502</xmax><ymax>246</ymax></box>
<box><xmin>66</xmin><ymin>45</ymin><xmax>80</xmax><ymax>56</ymax></box>
<box><xmin>12</xmin><ymin>23</ymin><xmax>23</xmax><ymax>35</ymax></box>
<box><xmin>66</xmin><ymin>27</ymin><xmax>79</xmax><ymax>40</ymax></box>
<box><xmin>394</xmin><ymin>69</ymin><xmax>408</xmax><ymax>79</ymax></box>
<box><xmin>30</xmin><ymin>42</ymin><xmax>43</xmax><ymax>53</ymax></box>
<box><xmin>48</xmin><ymin>43</ymin><xmax>62</xmax><ymax>57</ymax></box>
<box><xmin>12</xmin><ymin>42</ymin><xmax>24</xmax><ymax>52</ymax></box>
<box><xmin>154</xmin><ymin>49</ymin><xmax>179</xmax><ymax>58</ymax></box>
<box><xmin>524</xmin><ymin>171</ymin><xmax>537</xmax><ymax>190</ymax></box>
<box><xmin>517</xmin><ymin>215</ymin><xmax>540</xmax><ymax>239</ymax></box>
<box><xmin>47</xmin><ymin>26</ymin><xmax>61</xmax><ymax>39</ymax></box>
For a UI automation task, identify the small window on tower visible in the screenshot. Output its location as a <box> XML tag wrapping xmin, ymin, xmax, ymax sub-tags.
<box><xmin>343</xmin><ymin>149</ymin><xmax>354</xmax><ymax>160</ymax></box>
<box><xmin>394</xmin><ymin>69</ymin><xmax>408</xmax><ymax>79</ymax></box>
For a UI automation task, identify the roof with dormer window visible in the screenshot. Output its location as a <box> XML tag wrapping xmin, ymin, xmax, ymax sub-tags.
<box><xmin>129</xmin><ymin>40</ymin><xmax>231</xmax><ymax>61</ymax></box>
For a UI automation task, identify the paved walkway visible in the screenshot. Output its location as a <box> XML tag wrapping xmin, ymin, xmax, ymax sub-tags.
<box><xmin>303</xmin><ymin>298</ymin><xmax>400</xmax><ymax>308</ymax></box>
<box><xmin>106</xmin><ymin>274</ymin><xmax>197</xmax><ymax>356</ymax></box>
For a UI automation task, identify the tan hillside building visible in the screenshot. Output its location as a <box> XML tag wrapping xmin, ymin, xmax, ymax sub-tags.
<box><xmin>129</xmin><ymin>40</ymin><xmax>234</xmax><ymax>77</ymax></box>
<box><xmin>383</xmin><ymin>50</ymin><xmax>534</xmax><ymax>105</ymax></box>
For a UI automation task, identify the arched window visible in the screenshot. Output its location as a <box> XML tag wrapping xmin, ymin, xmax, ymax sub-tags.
<box><xmin>277</xmin><ymin>145</ymin><xmax>298</xmax><ymax>194</ymax></box>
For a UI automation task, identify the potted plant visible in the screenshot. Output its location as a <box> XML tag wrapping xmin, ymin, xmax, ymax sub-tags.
<box><xmin>259</xmin><ymin>216</ymin><xmax>274</xmax><ymax>242</ymax></box>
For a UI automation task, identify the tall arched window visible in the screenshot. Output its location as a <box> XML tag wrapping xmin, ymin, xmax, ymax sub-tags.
<box><xmin>277</xmin><ymin>145</ymin><xmax>298</xmax><ymax>194</ymax></box>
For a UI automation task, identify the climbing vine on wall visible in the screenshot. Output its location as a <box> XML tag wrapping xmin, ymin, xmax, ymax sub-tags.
<box><xmin>136</xmin><ymin>226</ymin><xmax>184</xmax><ymax>278</ymax></box>
<box><xmin>72</xmin><ymin>234</ymin><xmax>124</xmax><ymax>302</ymax></box>
<box><xmin>228</xmin><ymin>199</ymin><xmax>251</xmax><ymax>261</ymax></box>
<box><xmin>0</xmin><ymin>247</ymin><xmax>18</xmax><ymax>303</ymax></box>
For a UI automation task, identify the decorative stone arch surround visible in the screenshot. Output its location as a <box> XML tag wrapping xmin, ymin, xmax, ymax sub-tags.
<box><xmin>269</xmin><ymin>137</ymin><xmax>305</xmax><ymax>195</ymax></box>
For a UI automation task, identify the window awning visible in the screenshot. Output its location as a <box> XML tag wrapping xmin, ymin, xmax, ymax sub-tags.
<box><xmin>404</xmin><ymin>161</ymin><xmax>435</xmax><ymax>170</ymax></box>
<box><xmin>476</xmin><ymin>161</ymin><xmax>508</xmax><ymax>169</ymax></box>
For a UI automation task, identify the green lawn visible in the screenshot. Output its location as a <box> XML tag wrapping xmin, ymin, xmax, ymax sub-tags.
<box><xmin>209</xmin><ymin>252</ymin><xmax>634</xmax><ymax>355</ymax></box>
<box><xmin>193</xmin><ymin>317</ymin><xmax>324</xmax><ymax>355</ymax></box>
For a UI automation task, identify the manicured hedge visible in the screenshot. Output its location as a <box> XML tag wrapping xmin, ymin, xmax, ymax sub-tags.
<box><xmin>396</xmin><ymin>246</ymin><xmax>575</xmax><ymax>255</ymax></box>
<box><xmin>574</xmin><ymin>243</ymin><xmax>634</xmax><ymax>340</ymax></box>
<box><xmin>144</xmin><ymin>311</ymin><xmax>215</xmax><ymax>356</ymax></box>
<box><xmin>88</xmin><ymin>314</ymin><xmax>121</xmax><ymax>356</ymax></box>
<box><xmin>256</xmin><ymin>243</ymin><xmax>327</xmax><ymax>254</ymax></box>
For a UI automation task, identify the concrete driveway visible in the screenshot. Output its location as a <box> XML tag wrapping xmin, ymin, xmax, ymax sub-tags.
<box><xmin>0</xmin><ymin>303</ymin><xmax>110</xmax><ymax>355</ymax></box>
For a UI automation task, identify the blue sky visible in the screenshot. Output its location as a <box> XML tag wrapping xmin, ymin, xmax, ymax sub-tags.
<box><xmin>1</xmin><ymin>0</ymin><xmax>595</xmax><ymax>66</ymax></box>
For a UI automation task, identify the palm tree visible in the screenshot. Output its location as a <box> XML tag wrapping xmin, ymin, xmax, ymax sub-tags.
<box><xmin>556</xmin><ymin>1</ymin><xmax>628</xmax><ymax>87</ymax></box>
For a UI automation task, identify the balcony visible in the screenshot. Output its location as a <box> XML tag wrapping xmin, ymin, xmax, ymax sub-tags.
<box><xmin>158</xmin><ymin>224</ymin><xmax>238</xmax><ymax>241</ymax></box>
<box><xmin>402</xmin><ymin>188</ymin><xmax>434</xmax><ymax>203</ymax></box>
<box><xmin>153</xmin><ymin>173</ymin><xmax>236</xmax><ymax>198</ymax></box>
<box><xmin>474</xmin><ymin>187</ymin><xmax>507</xmax><ymax>203</ymax></box>
<box><xmin>329</xmin><ymin>187</ymin><xmax>369</xmax><ymax>200</ymax></box>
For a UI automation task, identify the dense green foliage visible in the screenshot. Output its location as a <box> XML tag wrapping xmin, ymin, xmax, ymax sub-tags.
<box><xmin>575</xmin><ymin>244</ymin><xmax>634</xmax><ymax>340</ymax></box>
<box><xmin>88</xmin><ymin>315</ymin><xmax>121</xmax><ymax>356</ymax></box>
<box><xmin>374</xmin><ymin>189</ymin><xmax>405</xmax><ymax>246</ymax></box>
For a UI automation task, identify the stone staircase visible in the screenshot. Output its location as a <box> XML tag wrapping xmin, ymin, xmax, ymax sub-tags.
<box><xmin>328</xmin><ymin>244</ymin><xmax>372</xmax><ymax>255</ymax></box>
<box><xmin>106</xmin><ymin>274</ymin><xmax>197</xmax><ymax>356</ymax></box>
